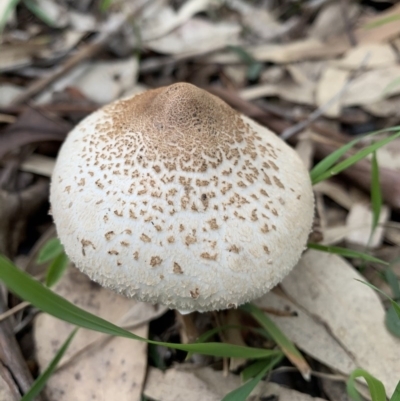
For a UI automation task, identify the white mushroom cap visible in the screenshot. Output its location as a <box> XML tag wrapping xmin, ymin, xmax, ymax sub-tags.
<box><xmin>50</xmin><ymin>83</ymin><xmax>314</xmax><ymax>313</ymax></box>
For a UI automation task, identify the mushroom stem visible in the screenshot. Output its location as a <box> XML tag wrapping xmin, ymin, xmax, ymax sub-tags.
<box><xmin>175</xmin><ymin>310</ymin><xmax>199</xmax><ymax>344</ymax></box>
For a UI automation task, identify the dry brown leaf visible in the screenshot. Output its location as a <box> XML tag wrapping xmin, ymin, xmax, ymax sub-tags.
<box><xmin>345</xmin><ymin>202</ymin><xmax>390</xmax><ymax>248</ymax></box>
<box><xmin>281</xmin><ymin>250</ymin><xmax>400</xmax><ymax>397</ymax></box>
<box><xmin>316</xmin><ymin>67</ymin><xmax>350</xmax><ymax>117</ymax></box>
<box><xmin>34</xmin><ymin>266</ymin><xmax>165</xmax><ymax>401</ymax></box>
<box><xmin>145</xmin><ymin>18</ymin><xmax>240</xmax><ymax>55</ymax></box>
<box><xmin>363</xmin><ymin>97</ymin><xmax>400</xmax><ymax>117</ymax></box>
<box><xmin>356</xmin><ymin>3</ymin><xmax>400</xmax><ymax>44</ymax></box>
<box><xmin>0</xmin><ymin>109</ymin><xmax>71</xmax><ymax>159</ymax></box>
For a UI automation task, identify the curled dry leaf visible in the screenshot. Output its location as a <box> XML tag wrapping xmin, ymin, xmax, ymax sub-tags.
<box><xmin>280</xmin><ymin>250</ymin><xmax>400</xmax><ymax>397</ymax></box>
<box><xmin>34</xmin><ymin>266</ymin><xmax>167</xmax><ymax>401</ymax></box>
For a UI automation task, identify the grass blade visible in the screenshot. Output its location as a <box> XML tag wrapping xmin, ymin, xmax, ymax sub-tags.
<box><xmin>45</xmin><ymin>252</ymin><xmax>69</xmax><ymax>287</ymax></box>
<box><xmin>347</xmin><ymin>368</ymin><xmax>386</xmax><ymax>401</ymax></box>
<box><xmin>37</xmin><ymin>238</ymin><xmax>64</xmax><ymax>264</ymax></box>
<box><xmin>221</xmin><ymin>355</ymin><xmax>282</xmax><ymax>401</ymax></box>
<box><xmin>370</xmin><ymin>151</ymin><xmax>382</xmax><ymax>234</ymax></box>
<box><xmin>308</xmin><ymin>243</ymin><xmax>388</xmax><ymax>265</ymax></box>
<box><xmin>21</xmin><ymin>328</ymin><xmax>78</xmax><ymax>401</ymax></box>
<box><xmin>241</xmin><ymin>303</ymin><xmax>311</xmax><ymax>380</ymax></box>
<box><xmin>390</xmin><ymin>381</ymin><xmax>400</xmax><ymax>401</ymax></box>
<box><xmin>241</xmin><ymin>355</ymin><xmax>283</xmax><ymax>382</ymax></box>
<box><xmin>0</xmin><ymin>255</ymin><xmax>279</xmax><ymax>359</ymax></box>
<box><xmin>312</xmin><ymin>131</ymin><xmax>400</xmax><ymax>185</ymax></box>
<box><xmin>310</xmin><ymin>137</ymin><xmax>360</xmax><ymax>183</ymax></box>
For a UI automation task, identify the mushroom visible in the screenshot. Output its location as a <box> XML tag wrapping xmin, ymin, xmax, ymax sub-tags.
<box><xmin>50</xmin><ymin>83</ymin><xmax>314</xmax><ymax>314</ymax></box>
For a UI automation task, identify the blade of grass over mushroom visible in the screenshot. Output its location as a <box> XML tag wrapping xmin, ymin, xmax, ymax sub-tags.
<box><xmin>241</xmin><ymin>303</ymin><xmax>311</xmax><ymax>380</ymax></box>
<box><xmin>45</xmin><ymin>252</ymin><xmax>69</xmax><ymax>287</ymax></box>
<box><xmin>384</xmin><ymin>266</ymin><xmax>400</xmax><ymax>300</ymax></box>
<box><xmin>221</xmin><ymin>355</ymin><xmax>283</xmax><ymax>401</ymax></box>
<box><xmin>346</xmin><ymin>368</ymin><xmax>386</xmax><ymax>401</ymax></box>
<box><xmin>363</xmin><ymin>14</ymin><xmax>400</xmax><ymax>29</ymax></box>
<box><xmin>37</xmin><ymin>237</ymin><xmax>64</xmax><ymax>264</ymax></box>
<box><xmin>390</xmin><ymin>381</ymin><xmax>400</xmax><ymax>401</ymax></box>
<box><xmin>21</xmin><ymin>328</ymin><xmax>78</xmax><ymax>401</ymax></box>
<box><xmin>0</xmin><ymin>255</ymin><xmax>280</xmax><ymax>359</ymax></box>
<box><xmin>311</xmin><ymin>131</ymin><xmax>400</xmax><ymax>185</ymax></box>
<box><xmin>307</xmin><ymin>243</ymin><xmax>388</xmax><ymax>265</ymax></box>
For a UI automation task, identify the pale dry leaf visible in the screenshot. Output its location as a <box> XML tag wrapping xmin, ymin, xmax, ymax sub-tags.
<box><xmin>208</xmin><ymin>38</ymin><xmax>347</xmax><ymax>64</ymax></box>
<box><xmin>295</xmin><ymin>131</ymin><xmax>315</xmax><ymax>171</ymax></box>
<box><xmin>309</xmin><ymin>2</ymin><xmax>360</xmax><ymax>41</ymax></box>
<box><xmin>313</xmin><ymin>180</ymin><xmax>354</xmax><ymax>210</ymax></box>
<box><xmin>226</xmin><ymin>0</ymin><xmax>290</xmax><ymax>41</ymax></box>
<box><xmin>141</xmin><ymin>0</ymin><xmax>217</xmax><ymax>42</ymax></box>
<box><xmin>144</xmin><ymin>367</ymin><xmax>239</xmax><ymax>401</ymax></box>
<box><xmin>239</xmin><ymin>78</ymin><xmax>315</xmax><ymax>106</ymax></box>
<box><xmin>342</xmin><ymin>66</ymin><xmax>400</xmax><ymax>106</ymax></box>
<box><xmin>0</xmin><ymin>372</ymin><xmax>18</xmax><ymax>401</ymax></box>
<box><xmin>321</xmin><ymin>225</ymin><xmax>351</xmax><ymax>245</ymax></box>
<box><xmin>34</xmin><ymin>266</ymin><xmax>164</xmax><ymax>401</ymax></box>
<box><xmin>259</xmin><ymin>382</ymin><xmax>328</xmax><ymax>401</ymax></box>
<box><xmin>144</xmin><ymin>366</ymin><xmax>328</xmax><ymax>401</ymax></box>
<box><xmin>0</xmin><ymin>0</ymin><xmax>16</xmax><ymax>30</ymax></box>
<box><xmin>316</xmin><ymin>67</ymin><xmax>350</xmax><ymax>117</ymax></box>
<box><xmin>281</xmin><ymin>250</ymin><xmax>400</xmax><ymax>397</ymax></box>
<box><xmin>254</xmin><ymin>291</ymin><xmax>357</xmax><ymax>375</ymax></box>
<box><xmin>0</xmin><ymin>40</ymin><xmax>49</xmax><ymax>72</ymax></box>
<box><xmin>287</xmin><ymin>61</ymin><xmax>326</xmax><ymax>86</ymax></box>
<box><xmin>20</xmin><ymin>154</ymin><xmax>55</xmax><ymax>177</ymax></box>
<box><xmin>375</xmin><ymin>138</ymin><xmax>400</xmax><ymax>172</ymax></box>
<box><xmin>345</xmin><ymin>202</ymin><xmax>390</xmax><ymax>248</ymax></box>
<box><xmin>34</xmin><ymin>0</ymin><xmax>69</xmax><ymax>28</ymax></box>
<box><xmin>363</xmin><ymin>97</ymin><xmax>400</xmax><ymax>117</ymax></box>
<box><xmin>0</xmin><ymin>84</ymin><xmax>24</xmax><ymax>107</ymax></box>
<box><xmin>68</xmin><ymin>11</ymin><xmax>97</xmax><ymax>31</ymax></box>
<box><xmin>145</xmin><ymin>18</ymin><xmax>241</xmax><ymax>55</ymax></box>
<box><xmin>386</xmin><ymin>225</ymin><xmax>400</xmax><ymax>246</ymax></box>
<box><xmin>37</xmin><ymin>57</ymin><xmax>139</xmax><ymax>104</ymax></box>
<box><xmin>333</xmin><ymin>43</ymin><xmax>397</xmax><ymax>70</ymax></box>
